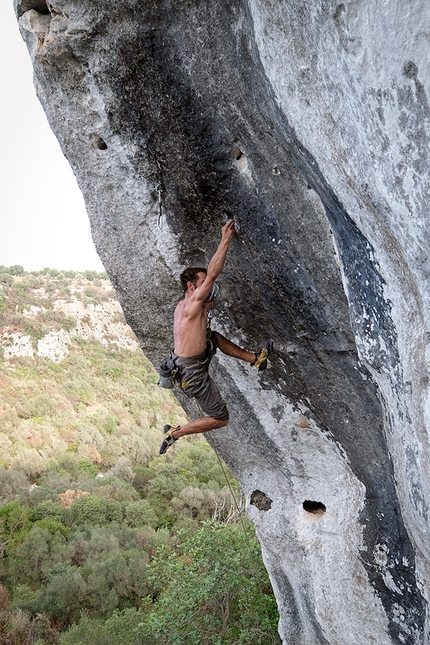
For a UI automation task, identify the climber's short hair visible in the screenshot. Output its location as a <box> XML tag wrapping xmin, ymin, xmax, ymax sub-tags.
<box><xmin>180</xmin><ymin>267</ymin><xmax>207</xmax><ymax>293</ymax></box>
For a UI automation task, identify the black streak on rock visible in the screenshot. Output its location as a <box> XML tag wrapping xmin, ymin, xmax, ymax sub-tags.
<box><xmin>104</xmin><ymin>3</ymin><xmax>425</xmax><ymax>641</ymax></box>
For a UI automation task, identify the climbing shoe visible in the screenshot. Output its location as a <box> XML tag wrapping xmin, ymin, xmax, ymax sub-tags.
<box><xmin>159</xmin><ymin>425</ymin><xmax>179</xmax><ymax>454</ymax></box>
<box><xmin>252</xmin><ymin>340</ymin><xmax>273</xmax><ymax>371</ymax></box>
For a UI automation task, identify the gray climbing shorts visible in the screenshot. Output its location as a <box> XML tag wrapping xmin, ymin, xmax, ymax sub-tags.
<box><xmin>173</xmin><ymin>334</ymin><xmax>229</xmax><ymax>422</ymax></box>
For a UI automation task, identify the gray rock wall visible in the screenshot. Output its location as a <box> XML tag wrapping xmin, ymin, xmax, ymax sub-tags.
<box><xmin>15</xmin><ymin>1</ymin><xmax>430</xmax><ymax>642</ymax></box>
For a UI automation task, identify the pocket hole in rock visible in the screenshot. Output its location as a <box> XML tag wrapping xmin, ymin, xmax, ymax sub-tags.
<box><xmin>250</xmin><ymin>489</ymin><xmax>272</xmax><ymax>511</ymax></box>
<box><xmin>90</xmin><ymin>134</ymin><xmax>108</xmax><ymax>151</ymax></box>
<box><xmin>232</xmin><ymin>145</ymin><xmax>243</xmax><ymax>161</ymax></box>
<box><xmin>17</xmin><ymin>0</ymin><xmax>50</xmax><ymax>17</ymax></box>
<box><xmin>303</xmin><ymin>500</ymin><xmax>326</xmax><ymax>516</ymax></box>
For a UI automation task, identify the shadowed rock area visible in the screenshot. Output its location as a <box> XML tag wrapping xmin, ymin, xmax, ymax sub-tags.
<box><xmin>15</xmin><ymin>1</ymin><xmax>430</xmax><ymax>642</ymax></box>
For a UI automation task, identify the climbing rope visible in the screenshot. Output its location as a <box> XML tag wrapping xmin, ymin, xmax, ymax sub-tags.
<box><xmin>156</xmin><ymin>182</ymin><xmax>163</xmax><ymax>228</ymax></box>
<box><xmin>195</xmin><ymin>401</ymin><xmax>246</xmax><ymax>529</ymax></box>
<box><xmin>194</xmin><ymin>401</ymin><xmax>275</xmax><ymax>632</ymax></box>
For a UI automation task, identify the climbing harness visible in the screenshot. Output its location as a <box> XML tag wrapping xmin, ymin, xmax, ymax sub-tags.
<box><xmin>158</xmin><ymin>326</ymin><xmax>218</xmax><ymax>393</ymax></box>
<box><xmin>158</xmin><ymin>355</ymin><xmax>179</xmax><ymax>389</ymax></box>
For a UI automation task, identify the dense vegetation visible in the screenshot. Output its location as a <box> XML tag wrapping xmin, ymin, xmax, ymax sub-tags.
<box><xmin>0</xmin><ymin>268</ymin><xmax>281</xmax><ymax>644</ymax></box>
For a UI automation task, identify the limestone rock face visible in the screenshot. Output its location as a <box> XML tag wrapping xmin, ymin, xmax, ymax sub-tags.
<box><xmin>15</xmin><ymin>0</ymin><xmax>430</xmax><ymax>642</ymax></box>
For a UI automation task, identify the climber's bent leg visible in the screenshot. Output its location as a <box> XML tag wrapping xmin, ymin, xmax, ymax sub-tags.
<box><xmin>214</xmin><ymin>332</ymin><xmax>273</xmax><ymax>370</ymax></box>
<box><xmin>159</xmin><ymin>374</ymin><xmax>229</xmax><ymax>453</ymax></box>
<box><xmin>213</xmin><ymin>331</ymin><xmax>255</xmax><ymax>363</ymax></box>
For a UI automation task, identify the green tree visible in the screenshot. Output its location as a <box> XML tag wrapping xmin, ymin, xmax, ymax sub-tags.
<box><xmin>24</xmin><ymin>565</ymin><xmax>84</xmax><ymax>627</ymax></box>
<box><xmin>8</xmin><ymin>265</ymin><xmax>25</xmax><ymax>276</ymax></box>
<box><xmin>71</xmin><ymin>496</ymin><xmax>123</xmax><ymax>527</ymax></box>
<box><xmin>33</xmin><ymin>518</ymin><xmax>70</xmax><ymax>539</ymax></box>
<box><xmin>5</xmin><ymin>526</ymin><xmax>67</xmax><ymax>588</ymax></box>
<box><xmin>124</xmin><ymin>499</ymin><xmax>157</xmax><ymax>528</ymax></box>
<box><xmin>32</xmin><ymin>500</ymin><xmax>66</xmax><ymax>524</ymax></box>
<box><xmin>60</xmin><ymin>608</ymin><xmax>145</xmax><ymax>645</ymax></box>
<box><xmin>140</xmin><ymin>522</ymin><xmax>281</xmax><ymax>645</ymax></box>
<box><xmin>0</xmin><ymin>502</ymin><xmax>32</xmax><ymax>558</ymax></box>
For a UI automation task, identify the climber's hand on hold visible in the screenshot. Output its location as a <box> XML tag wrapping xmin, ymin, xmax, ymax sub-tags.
<box><xmin>221</xmin><ymin>219</ymin><xmax>235</xmax><ymax>243</ymax></box>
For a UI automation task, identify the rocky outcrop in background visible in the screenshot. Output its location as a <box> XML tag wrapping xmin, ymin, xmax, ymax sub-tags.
<box><xmin>15</xmin><ymin>1</ymin><xmax>430</xmax><ymax>642</ymax></box>
<box><xmin>1</xmin><ymin>276</ymin><xmax>138</xmax><ymax>363</ymax></box>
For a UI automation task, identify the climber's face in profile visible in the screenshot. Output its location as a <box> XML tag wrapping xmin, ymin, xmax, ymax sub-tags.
<box><xmin>187</xmin><ymin>271</ymin><xmax>207</xmax><ymax>293</ymax></box>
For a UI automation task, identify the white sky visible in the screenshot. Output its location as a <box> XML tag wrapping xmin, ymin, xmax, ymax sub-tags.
<box><xmin>0</xmin><ymin>0</ymin><xmax>105</xmax><ymax>272</ymax></box>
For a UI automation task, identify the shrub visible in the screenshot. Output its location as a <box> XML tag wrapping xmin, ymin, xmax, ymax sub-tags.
<box><xmin>40</xmin><ymin>310</ymin><xmax>76</xmax><ymax>332</ymax></box>
<box><xmin>32</xmin><ymin>518</ymin><xmax>70</xmax><ymax>538</ymax></box>
<box><xmin>71</xmin><ymin>495</ymin><xmax>123</xmax><ymax>527</ymax></box>
<box><xmin>60</xmin><ymin>608</ymin><xmax>145</xmax><ymax>645</ymax></box>
<box><xmin>0</xmin><ymin>501</ymin><xmax>32</xmax><ymax>557</ymax></box>
<box><xmin>0</xmin><ymin>274</ymin><xmax>13</xmax><ymax>286</ymax></box>
<box><xmin>11</xmin><ymin>584</ymin><xmax>35</xmax><ymax>604</ymax></box>
<box><xmin>8</xmin><ymin>266</ymin><xmax>25</xmax><ymax>276</ymax></box>
<box><xmin>90</xmin><ymin>477</ymin><xmax>139</xmax><ymax>503</ymax></box>
<box><xmin>56</xmin><ymin>455</ymin><xmax>81</xmax><ymax>480</ymax></box>
<box><xmin>106</xmin><ymin>457</ymin><xmax>134</xmax><ymax>483</ymax></box>
<box><xmin>124</xmin><ymin>500</ymin><xmax>157</xmax><ymax>528</ymax></box>
<box><xmin>77</xmin><ymin>458</ymin><xmax>98</xmax><ymax>479</ymax></box>
<box><xmin>0</xmin><ymin>608</ymin><xmax>60</xmax><ymax>645</ymax></box>
<box><xmin>140</xmin><ymin>523</ymin><xmax>281</xmax><ymax>645</ymax></box>
<box><xmin>16</xmin><ymin>393</ymin><xmax>57</xmax><ymax>419</ymax></box>
<box><xmin>32</xmin><ymin>501</ymin><xmax>66</xmax><ymax>523</ymax></box>
<box><xmin>0</xmin><ymin>468</ymin><xmax>29</xmax><ymax>506</ymax></box>
<box><xmin>65</xmin><ymin>379</ymin><xmax>95</xmax><ymax>407</ymax></box>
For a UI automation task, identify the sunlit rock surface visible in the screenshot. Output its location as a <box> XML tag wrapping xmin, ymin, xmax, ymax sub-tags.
<box><xmin>15</xmin><ymin>1</ymin><xmax>430</xmax><ymax>642</ymax></box>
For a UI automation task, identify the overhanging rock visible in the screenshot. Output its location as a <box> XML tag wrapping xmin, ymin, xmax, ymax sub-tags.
<box><xmin>15</xmin><ymin>1</ymin><xmax>430</xmax><ymax>642</ymax></box>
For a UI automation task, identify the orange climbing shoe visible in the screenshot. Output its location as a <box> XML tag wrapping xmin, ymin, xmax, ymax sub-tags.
<box><xmin>159</xmin><ymin>425</ymin><xmax>179</xmax><ymax>454</ymax></box>
<box><xmin>252</xmin><ymin>340</ymin><xmax>273</xmax><ymax>371</ymax></box>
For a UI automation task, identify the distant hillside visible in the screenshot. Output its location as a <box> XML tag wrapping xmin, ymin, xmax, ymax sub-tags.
<box><xmin>0</xmin><ymin>268</ymin><xmax>281</xmax><ymax>645</ymax></box>
<box><xmin>0</xmin><ymin>266</ymin><xmax>188</xmax><ymax>478</ymax></box>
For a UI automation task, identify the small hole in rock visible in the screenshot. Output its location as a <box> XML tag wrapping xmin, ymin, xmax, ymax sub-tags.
<box><xmin>303</xmin><ymin>500</ymin><xmax>326</xmax><ymax>516</ymax></box>
<box><xmin>333</xmin><ymin>3</ymin><xmax>345</xmax><ymax>21</ymax></box>
<box><xmin>403</xmin><ymin>61</ymin><xmax>418</xmax><ymax>80</ymax></box>
<box><xmin>17</xmin><ymin>0</ymin><xmax>50</xmax><ymax>17</ymax></box>
<box><xmin>250</xmin><ymin>490</ymin><xmax>272</xmax><ymax>511</ymax></box>
<box><xmin>90</xmin><ymin>134</ymin><xmax>108</xmax><ymax>151</ymax></box>
<box><xmin>232</xmin><ymin>145</ymin><xmax>243</xmax><ymax>161</ymax></box>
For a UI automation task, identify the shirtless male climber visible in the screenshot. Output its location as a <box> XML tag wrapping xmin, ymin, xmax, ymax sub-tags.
<box><xmin>159</xmin><ymin>219</ymin><xmax>272</xmax><ymax>454</ymax></box>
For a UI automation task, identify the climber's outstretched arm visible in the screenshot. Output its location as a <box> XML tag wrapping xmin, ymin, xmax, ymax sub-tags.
<box><xmin>184</xmin><ymin>220</ymin><xmax>235</xmax><ymax>319</ymax></box>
